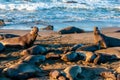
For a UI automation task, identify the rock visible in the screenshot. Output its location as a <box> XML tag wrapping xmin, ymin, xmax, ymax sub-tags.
<box><xmin>20</xmin><ymin>45</ymin><xmax>47</xmax><ymax>55</ymax></box>
<box><xmin>2</xmin><ymin>62</ymin><xmax>42</xmax><ymax>79</ymax></box>
<box><xmin>0</xmin><ymin>19</ymin><xmax>5</xmax><ymax>26</ymax></box>
<box><xmin>23</xmin><ymin>55</ymin><xmax>46</xmax><ymax>65</ymax></box>
<box><xmin>58</xmin><ymin>26</ymin><xmax>84</xmax><ymax>34</ymax></box>
<box><xmin>40</xmin><ymin>25</ymin><xmax>54</xmax><ymax>30</ymax></box>
<box><xmin>0</xmin><ymin>43</ymin><xmax>5</xmax><ymax>52</ymax></box>
<box><xmin>63</xmin><ymin>65</ymin><xmax>82</xmax><ymax>80</ymax></box>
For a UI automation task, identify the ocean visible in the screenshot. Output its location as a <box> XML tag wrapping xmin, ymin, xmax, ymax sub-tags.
<box><xmin>0</xmin><ymin>0</ymin><xmax>120</xmax><ymax>31</ymax></box>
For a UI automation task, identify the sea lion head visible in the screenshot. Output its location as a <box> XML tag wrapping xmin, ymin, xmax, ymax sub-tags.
<box><xmin>30</xmin><ymin>26</ymin><xmax>39</xmax><ymax>35</ymax></box>
<box><xmin>94</xmin><ymin>26</ymin><xmax>100</xmax><ymax>35</ymax></box>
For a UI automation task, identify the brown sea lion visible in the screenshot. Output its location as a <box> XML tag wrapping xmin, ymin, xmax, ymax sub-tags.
<box><xmin>63</xmin><ymin>65</ymin><xmax>82</xmax><ymax>80</ymax></box>
<box><xmin>0</xmin><ymin>26</ymin><xmax>39</xmax><ymax>48</ymax></box>
<box><xmin>93</xmin><ymin>27</ymin><xmax>107</xmax><ymax>49</ymax></box>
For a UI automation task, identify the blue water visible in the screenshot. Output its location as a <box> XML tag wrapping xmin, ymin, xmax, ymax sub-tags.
<box><xmin>0</xmin><ymin>0</ymin><xmax>120</xmax><ymax>31</ymax></box>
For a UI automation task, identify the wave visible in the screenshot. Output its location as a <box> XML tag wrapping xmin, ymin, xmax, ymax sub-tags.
<box><xmin>0</xmin><ymin>0</ymin><xmax>119</xmax><ymax>11</ymax></box>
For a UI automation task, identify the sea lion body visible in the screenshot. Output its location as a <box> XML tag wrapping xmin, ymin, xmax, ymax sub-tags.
<box><xmin>20</xmin><ymin>45</ymin><xmax>47</xmax><ymax>55</ymax></box>
<box><xmin>0</xmin><ymin>27</ymin><xmax>39</xmax><ymax>48</ymax></box>
<box><xmin>2</xmin><ymin>62</ymin><xmax>42</xmax><ymax>79</ymax></box>
<box><xmin>64</xmin><ymin>65</ymin><xmax>82</xmax><ymax>80</ymax></box>
<box><xmin>94</xmin><ymin>27</ymin><xmax>107</xmax><ymax>49</ymax></box>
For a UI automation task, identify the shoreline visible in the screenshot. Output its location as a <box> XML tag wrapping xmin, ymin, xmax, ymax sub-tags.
<box><xmin>0</xmin><ymin>20</ymin><xmax>120</xmax><ymax>31</ymax></box>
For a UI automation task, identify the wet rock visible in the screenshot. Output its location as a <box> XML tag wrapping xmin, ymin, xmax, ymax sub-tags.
<box><xmin>20</xmin><ymin>45</ymin><xmax>47</xmax><ymax>55</ymax></box>
<box><xmin>40</xmin><ymin>25</ymin><xmax>54</xmax><ymax>30</ymax></box>
<box><xmin>58</xmin><ymin>26</ymin><xmax>84</xmax><ymax>34</ymax></box>
<box><xmin>0</xmin><ymin>19</ymin><xmax>5</xmax><ymax>26</ymax></box>
<box><xmin>63</xmin><ymin>65</ymin><xmax>82</xmax><ymax>80</ymax></box>
<box><xmin>2</xmin><ymin>62</ymin><xmax>42</xmax><ymax>79</ymax></box>
<box><xmin>23</xmin><ymin>55</ymin><xmax>46</xmax><ymax>65</ymax></box>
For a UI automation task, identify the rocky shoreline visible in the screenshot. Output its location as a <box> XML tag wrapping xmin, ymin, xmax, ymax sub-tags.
<box><xmin>0</xmin><ymin>27</ymin><xmax>120</xmax><ymax>80</ymax></box>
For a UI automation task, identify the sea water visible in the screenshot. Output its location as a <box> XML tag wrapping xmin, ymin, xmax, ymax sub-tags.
<box><xmin>0</xmin><ymin>0</ymin><xmax>120</xmax><ymax>31</ymax></box>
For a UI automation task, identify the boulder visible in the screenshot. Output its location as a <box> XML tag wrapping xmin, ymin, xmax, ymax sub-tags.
<box><xmin>58</xmin><ymin>26</ymin><xmax>84</xmax><ymax>34</ymax></box>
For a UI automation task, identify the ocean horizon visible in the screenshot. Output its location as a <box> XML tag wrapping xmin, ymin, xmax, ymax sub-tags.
<box><xmin>0</xmin><ymin>0</ymin><xmax>120</xmax><ymax>31</ymax></box>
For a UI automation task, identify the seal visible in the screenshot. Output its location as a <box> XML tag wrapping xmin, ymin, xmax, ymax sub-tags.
<box><xmin>20</xmin><ymin>45</ymin><xmax>47</xmax><ymax>55</ymax></box>
<box><xmin>2</xmin><ymin>62</ymin><xmax>42</xmax><ymax>79</ymax></box>
<box><xmin>93</xmin><ymin>27</ymin><xmax>107</xmax><ymax>49</ymax></box>
<box><xmin>0</xmin><ymin>26</ymin><xmax>39</xmax><ymax>48</ymax></box>
<box><xmin>63</xmin><ymin>65</ymin><xmax>82</xmax><ymax>80</ymax></box>
<box><xmin>23</xmin><ymin>55</ymin><xmax>46</xmax><ymax>65</ymax></box>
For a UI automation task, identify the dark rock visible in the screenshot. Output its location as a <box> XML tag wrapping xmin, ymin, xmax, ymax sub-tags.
<box><xmin>71</xmin><ymin>44</ymin><xmax>84</xmax><ymax>51</ymax></box>
<box><xmin>0</xmin><ymin>19</ymin><xmax>5</xmax><ymax>26</ymax></box>
<box><xmin>58</xmin><ymin>26</ymin><xmax>84</xmax><ymax>34</ymax></box>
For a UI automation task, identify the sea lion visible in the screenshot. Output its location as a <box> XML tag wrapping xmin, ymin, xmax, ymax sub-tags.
<box><xmin>23</xmin><ymin>55</ymin><xmax>46</xmax><ymax>65</ymax></box>
<box><xmin>20</xmin><ymin>45</ymin><xmax>47</xmax><ymax>55</ymax></box>
<box><xmin>0</xmin><ymin>26</ymin><xmax>39</xmax><ymax>48</ymax></box>
<box><xmin>61</xmin><ymin>51</ymin><xmax>78</xmax><ymax>62</ymax></box>
<box><xmin>63</xmin><ymin>65</ymin><xmax>82</xmax><ymax>80</ymax></box>
<box><xmin>0</xmin><ymin>33</ymin><xmax>19</xmax><ymax>40</ymax></box>
<box><xmin>77</xmin><ymin>51</ymin><xmax>96</xmax><ymax>62</ymax></box>
<box><xmin>58</xmin><ymin>26</ymin><xmax>84</xmax><ymax>34</ymax></box>
<box><xmin>93</xmin><ymin>27</ymin><xmax>107</xmax><ymax>49</ymax></box>
<box><xmin>2</xmin><ymin>62</ymin><xmax>42</xmax><ymax>79</ymax></box>
<box><xmin>40</xmin><ymin>25</ymin><xmax>54</xmax><ymax>30</ymax></box>
<box><xmin>49</xmin><ymin>70</ymin><xmax>61</xmax><ymax>80</ymax></box>
<box><xmin>0</xmin><ymin>43</ymin><xmax>5</xmax><ymax>52</ymax></box>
